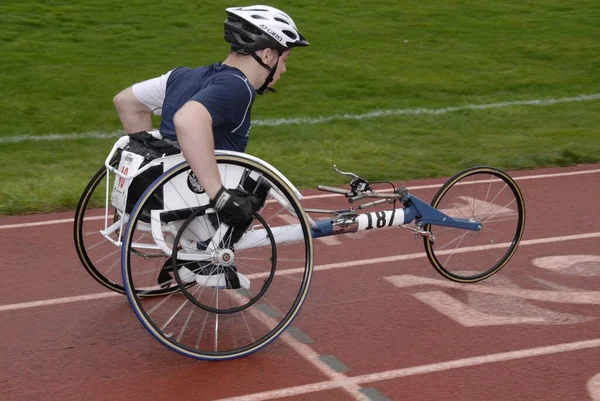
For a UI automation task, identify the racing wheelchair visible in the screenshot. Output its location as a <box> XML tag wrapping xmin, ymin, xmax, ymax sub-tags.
<box><xmin>74</xmin><ymin>131</ymin><xmax>526</xmax><ymax>361</ymax></box>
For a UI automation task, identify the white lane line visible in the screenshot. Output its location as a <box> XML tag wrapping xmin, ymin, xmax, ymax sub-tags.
<box><xmin>3</xmin><ymin>93</ymin><xmax>599</xmax><ymax>144</ymax></box>
<box><xmin>0</xmin><ymin>292</ymin><xmax>121</xmax><ymax>312</ymax></box>
<box><xmin>215</xmin><ymin>338</ymin><xmax>600</xmax><ymax>400</ymax></box>
<box><xmin>2</xmin><ymin>231</ymin><xmax>599</xmax><ymax>313</ymax></box>
<box><xmin>0</xmin><ymin>215</ymin><xmax>104</xmax><ymax>230</ymax></box>
<box><xmin>242</xmin><ymin>231</ymin><xmax>600</xmax><ymax>279</ymax></box>
<box><xmin>230</xmin><ymin>294</ymin><xmax>370</xmax><ymax>401</ymax></box>
<box><xmin>302</xmin><ymin>167</ymin><xmax>600</xmax><ymax>202</ymax></box>
<box><xmin>2</xmin><ymin>167</ymin><xmax>599</xmax><ymax>231</ymax></box>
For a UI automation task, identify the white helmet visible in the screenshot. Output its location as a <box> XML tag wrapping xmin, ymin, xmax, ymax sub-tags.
<box><xmin>224</xmin><ymin>5</ymin><xmax>310</xmax><ymax>53</ymax></box>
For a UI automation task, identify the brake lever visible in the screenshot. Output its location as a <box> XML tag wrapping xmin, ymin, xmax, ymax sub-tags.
<box><xmin>333</xmin><ymin>164</ymin><xmax>360</xmax><ymax>181</ymax></box>
<box><xmin>333</xmin><ymin>164</ymin><xmax>372</xmax><ymax>193</ymax></box>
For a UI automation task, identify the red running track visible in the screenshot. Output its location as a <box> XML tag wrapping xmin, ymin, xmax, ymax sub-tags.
<box><xmin>1</xmin><ymin>164</ymin><xmax>600</xmax><ymax>401</ymax></box>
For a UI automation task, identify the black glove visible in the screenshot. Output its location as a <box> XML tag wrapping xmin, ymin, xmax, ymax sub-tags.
<box><xmin>211</xmin><ymin>186</ymin><xmax>262</xmax><ymax>228</ymax></box>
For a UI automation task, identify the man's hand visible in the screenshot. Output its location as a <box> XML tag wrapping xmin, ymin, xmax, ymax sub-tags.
<box><xmin>211</xmin><ymin>186</ymin><xmax>262</xmax><ymax>227</ymax></box>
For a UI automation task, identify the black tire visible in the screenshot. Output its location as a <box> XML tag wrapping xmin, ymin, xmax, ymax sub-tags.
<box><xmin>122</xmin><ymin>156</ymin><xmax>314</xmax><ymax>360</ymax></box>
<box><xmin>424</xmin><ymin>166</ymin><xmax>525</xmax><ymax>282</ymax></box>
<box><xmin>73</xmin><ymin>157</ymin><xmax>126</xmax><ymax>294</ymax></box>
<box><xmin>73</xmin><ymin>157</ymin><xmax>187</xmax><ymax>297</ymax></box>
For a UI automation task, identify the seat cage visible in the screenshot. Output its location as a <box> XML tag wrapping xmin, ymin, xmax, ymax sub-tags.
<box><xmin>99</xmin><ymin>132</ymin><xmax>308</xmax><ymax>250</ymax></box>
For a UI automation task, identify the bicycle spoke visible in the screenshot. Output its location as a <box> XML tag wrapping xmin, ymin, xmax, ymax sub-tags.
<box><xmin>425</xmin><ymin>168</ymin><xmax>524</xmax><ymax>282</ymax></box>
<box><xmin>123</xmin><ymin>158</ymin><xmax>313</xmax><ymax>359</ymax></box>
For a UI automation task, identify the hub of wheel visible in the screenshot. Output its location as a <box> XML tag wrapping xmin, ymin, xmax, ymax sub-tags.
<box><xmin>212</xmin><ymin>249</ymin><xmax>235</xmax><ymax>266</ymax></box>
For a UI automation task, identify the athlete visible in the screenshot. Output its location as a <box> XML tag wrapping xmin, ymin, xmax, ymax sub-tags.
<box><xmin>112</xmin><ymin>5</ymin><xmax>309</xmax><ymax>288</ymax></box>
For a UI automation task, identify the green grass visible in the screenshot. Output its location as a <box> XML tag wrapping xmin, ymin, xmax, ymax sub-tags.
<box><xmin>0</xmin><ymin>0</ymin><xmax>599</xmax><ymax>215</ymax></box>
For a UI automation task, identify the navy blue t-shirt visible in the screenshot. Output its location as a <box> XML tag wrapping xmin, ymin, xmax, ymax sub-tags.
<box><xmin>159</xmin><ymin>63</ymin><xmax>256</xmax><ymax>152</ymax></box>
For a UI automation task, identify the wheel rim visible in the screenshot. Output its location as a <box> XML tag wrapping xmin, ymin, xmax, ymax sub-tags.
<box><xmin>74</xmin><ymin>157</ymin><xmax>187</xmax><ymax>297</ymax></box>
<box><xmin>424</xmin><ymin>167</ymin><xmax>525</xmax><ymax>282</ymax></box>
<box><xmin>171</xmin><ymin>210</ymin><xmax>278</xmax><ymax>314</ymax></box>
<box><xmin>74</xmin><ymin>159</ymin><xmax>127</xmax><ymax>294</ymax></box>
<box><xmin>122</xmin><ymin>157</ymin><xmax>314</xmax><ymax>360</ymax></box>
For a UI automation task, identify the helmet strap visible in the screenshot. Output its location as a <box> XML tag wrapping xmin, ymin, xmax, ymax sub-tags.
<box><xmin>250</xmin><ymin>51</ymin><xmax>280</xmax><ymax>95</ymax></box>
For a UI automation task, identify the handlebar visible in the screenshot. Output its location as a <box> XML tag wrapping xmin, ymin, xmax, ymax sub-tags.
<box><xmin>317</xmin><ymin>185</ymin><xmax>352</xmax><ymax>196</ymax></box>
<box><xmin>319</xmin><ymin>165</ymin><xmax>409</xmax><ymax>209</ymax></box>
<box><xmin>318</xmin><ymin>185</ymin><xmax>403</xmax><ymax>200</ymax></box>
<box><xmin>356</xmin><ymin>198</ymin><xmax>393</xmax><ymax>209</ymax></box>
<box><xmin>348</xmin><ymin>194</ymin><xmax>369</xmax><ymax>203</ymax></box>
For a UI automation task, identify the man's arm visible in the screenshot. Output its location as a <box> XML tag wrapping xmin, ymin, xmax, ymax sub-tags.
<box><xmin>174</xmin><ymin>100</ymin><xmax>261</xmax><ymax>227</ymax></box>
<box><xmin>113</xmin><ymin>87</ymin><xmax>153</xmax><ymax>133</ymax></box>
<box><xmin>174</xmin><ymin>101</ymin><xmax>223</xmax><ymax>198</ymax></box>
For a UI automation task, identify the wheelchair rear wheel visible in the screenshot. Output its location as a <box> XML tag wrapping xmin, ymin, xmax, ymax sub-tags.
<box><xmin>121</xmin><ymin>155</ymin><xmax>315</xmax><ymax>360</ymax></box>
<box><xmin>73</xmin><ymin>157</ymin><xmax>128</xmax><ymax>293</ymax></box>
<box><xmin>73</xmin><ymin>156</ymin><xmax>187</xmax><ymax>296</ymax></box>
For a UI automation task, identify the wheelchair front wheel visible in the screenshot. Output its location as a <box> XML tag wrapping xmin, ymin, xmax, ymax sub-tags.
<box><xmin>423</xmin><ymin>166</ymin><xmax>526</xmax><ymax>282</ymax></box>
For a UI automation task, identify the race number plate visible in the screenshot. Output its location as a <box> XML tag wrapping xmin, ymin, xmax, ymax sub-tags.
<box><xmin>111</xmin><ymin>151</ymin><xmax>145</xmax><ymax>212</ymax></box>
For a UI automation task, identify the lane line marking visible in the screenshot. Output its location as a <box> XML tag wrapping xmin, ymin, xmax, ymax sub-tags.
<box><xmin>2</xmin><ymin>231</ymin><xmax>599</xmax><ymax>313</ymax></box>
<box><xmin>302</xmin><ymin>167</ymin><xmax>600</xmax><ymax>202</ymax></box>
<box><xmin>2</xmin><ymin>93</ymin><xmax>599</xmax><ymax>143</ymax></box>
<box><xmin>412</xmin><ymin>291</ymin><xmax>548</xmax><ymax>326</ymax></box>
<box><xmin>359</xmin><ymin>388</ymin><xmax>392</xmax><ymax>401</ymax></box>
<box><xmin>318</xmin><ymin>355</ymin><xmax>352</xmax><ymax>373</ymax></box>
<box><xmin>386</xmin><ymin>274</ymin><xmax>600</xmax><ymax>304</ymax></box>
<box><xmin>285</xmin><ymin>327</ymin><xmax>314</xmax><ymax>344</ymax></box>
<box><xmin>589</xmin><ymin>372</ymin><xmax>600</xmax><ymax>401</ymax></box>
<box><xmin>0</xmin><ymin>215</ymin><xmax>104</xmax><ymax>230</ymax></box>
<box><xmin>243</xmin><ymin>231</ymin><xmax>600</xmax><ymax>279</ymax></box>
<box><xmin>0</xmin><ymin>292</ymin><xmax>121</xmax><ymax>312</ymax></box>
<box><xmin>229</xmin><ymin>292</ymin><xmax>370</xmax><ymax>401</ymax></box>
<box><xmin>408</xmin><ymin>282</ymin><xmax>594</xmax><ymax>327</ymax></box>
<box><xmin>2</xmin><ymin>167</ymin><xmax>599</xmax><ymax>231</ymax></box>
<box><xmin>214</xmin><ymin>338</ymin><xmax>600</xmax><ymax>400</ymax></box>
